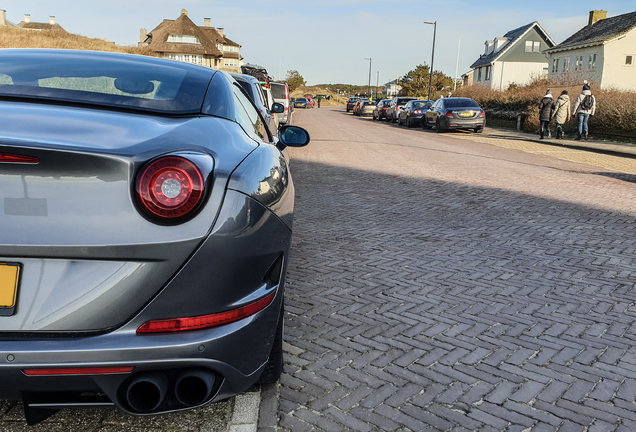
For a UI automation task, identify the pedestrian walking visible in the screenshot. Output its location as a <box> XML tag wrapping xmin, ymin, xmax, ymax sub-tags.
<box><xmin>538</xmin><ymin>89</ymin><xmax>555</xmax><ymax>139</ymax></box>
<box><xmin>572</xmin><ymin>82</ymin><xmax>596</xmax><ymax>140</ymax></box>
<box><xmin>317</xmin><ymin>97</ymin><xmax>321</xmax><ymax>108</ymax></box>
<box><xmin>553</xmin><ymin>90</ymin><xmax>571</xmax><ymax>140</ymax></box>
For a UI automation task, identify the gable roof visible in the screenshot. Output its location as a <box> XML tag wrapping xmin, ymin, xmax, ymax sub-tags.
<box><xmin>145</xmin><ymin>13</ymin><xmax>222</xmax><ymax>56</ymax></box>
<box><xmin>470</xmin><ymin>22</ymin><xmax>555</xmax><ymax>68</ymax></box>
<box><xmin>545</xmin><ymin>11</ymin><xmax>636</xmax><ymax>53</ymax></box>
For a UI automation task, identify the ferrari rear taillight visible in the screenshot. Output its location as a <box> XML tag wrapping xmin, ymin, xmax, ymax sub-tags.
<box><xmin>23</xmin><ymin>367</ymin><xmax>134</xmax><ymax>376</ymax></box>
<box><xmin>382</xmin><ymin>107</ymin><xmax>387</xmax><ymax>110</ymax></box>
<box><xmin>137</xmin><ymin>291</ymin><xmax>277</xmax><ymax>334</ymax></box>
<box><xmin>136</xmin><ymin>156</ymin><xmax>204</xmax><ymax>222</ymax></box>
<box><xmin>0</xmin><ymin>153</ymin><xmax>38</xmax><ymax>164</ymax></box>
<box><xmin>414</xmin><ymin>110</ymin><xmax>422</xmax><ymax>114</ymax></box>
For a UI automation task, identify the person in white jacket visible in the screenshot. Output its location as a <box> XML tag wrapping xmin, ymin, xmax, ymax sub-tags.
<box><xmin>572</xmin><ymin>83</ymin><xmax>596</xmax><ymax>140</ymax></box>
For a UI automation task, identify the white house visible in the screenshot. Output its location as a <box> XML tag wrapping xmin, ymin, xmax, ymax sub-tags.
<box><xmin>469</xmin><ymin>22</ymin><xmax>556</xmax><ymax>90</ymax></box>
<box><xmin>545</xmin><ymin>10</ymin><xmax>636</xmax><ymax>91</ymax></box>
<box><xmin>383</xmin><ymin>79</ymin><xmax>402</xmax><ymax>96</ymax></box>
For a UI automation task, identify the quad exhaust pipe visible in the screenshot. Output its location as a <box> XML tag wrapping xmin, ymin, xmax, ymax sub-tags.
<box><xmin>125</xmin><ymin>372</ymin><xmax>169</xmax><ymax>413</ymax></box>
<box><xmin>174</xmin><ymin>369</ymin><xmax>216</xmax><ymax>407</ymax></box>
<box><xmin>124</xmin><ymin>369</ymin><xmax>216</xmax><ymax>413</ymax></box>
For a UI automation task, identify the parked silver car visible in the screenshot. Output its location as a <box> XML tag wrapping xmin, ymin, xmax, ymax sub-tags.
<box><xmin>385</xmin><ymin>97</ymin><xmax>417</xmax><ymax>123</ymax></box>
<box><xmin>271</xmin><ymin>82</ymin><xmax>292</xmax><ymax>125</ymax></box>
<box><xmin>0</xmin><ymin>49</ymin><xmax>310</xmax><ymax>425</ymax></box>
<box><xmin>230</xmin><ymin>72</ymin><xmax>279</xmax><ymax>137</ymax></box>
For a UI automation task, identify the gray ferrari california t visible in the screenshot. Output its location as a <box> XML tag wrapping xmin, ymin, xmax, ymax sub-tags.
<box><xmin>0</xmin><ymin>49</ymin><xmax>309</xmax><ymax>424</ymax></box>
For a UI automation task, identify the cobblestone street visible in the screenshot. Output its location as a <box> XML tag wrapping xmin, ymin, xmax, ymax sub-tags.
<box><xmin>259</xmin><ymin>107</ymin><xmax>636</xmax><ymax>431</ymax></box>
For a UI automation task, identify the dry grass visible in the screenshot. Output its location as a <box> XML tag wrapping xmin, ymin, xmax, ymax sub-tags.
<box><xmin>0</xmin><ymin>26</ymin><xmax>154</xmax><ymax>56</ymax></box>
<box><xmin>455</xmin><ymin>79</ymin><xmax>636</xmax><ymax>137</ymax></box>
<box><xmin>291</xmin><ymin>86</ymin><xmax>344</xmax><ymax>106</ymax></box>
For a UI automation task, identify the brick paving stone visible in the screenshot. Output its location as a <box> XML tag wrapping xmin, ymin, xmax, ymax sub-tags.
<box><xmin>436</xmin><ymin>382</ymin><xmax>471</xmax><ymax>404</ymax></box>
<box><xmin>588</xmin><ymin>419</ymin><xmax>619</xmax><ymax>432</ymax></box>
<box><xmin>589</xmin><ymin>379</ymin><xmax>622</xmax><ymax>402</ymax></box>
<box><xmin>616</xmin><ymin>379</ymin><xmax>636</xmax><ymax>401</ymax></box>
<box><xmin>562</xmin><ymin>379</ymin><xmax>596</xmax><ymax>402</ymax></box>
<box><xmin>460</xmin><ymin>381</ymin><xmax>495</xmax><ymax>404</ymax></box>
<box><xmin>537</xmin><ymin>380</ymin><xmax>571</xmax><ymax>403</ymax></box>
<box><xmin>509</xmin><ymin>380</ymin><xmax>547</xmax><ymax>403</ymax></box>
<box><xmin>257</xmin><ymin>110</ymin><xmax>636</xmax><ymax>432</ymax></box>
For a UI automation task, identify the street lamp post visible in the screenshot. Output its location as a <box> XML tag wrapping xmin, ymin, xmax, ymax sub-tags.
<box><xmin>364</xmin><ymin>58</ymin><xmax>372</xmax><ymax>99</ymax></box>
<box><xmin>376</xmin><ymin>71</ymin><xmax>380</xmax><ymax>99</ymax></box>
<box><xmin>424</xmin><ymin>21</ymin><xmax>437</xmax><ymax>101</ymax></box>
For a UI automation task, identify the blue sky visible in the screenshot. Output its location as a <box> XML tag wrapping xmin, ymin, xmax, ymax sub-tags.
<box><xmin>1</xmin><ymin>1</ymin><xmax>634</xmax><ymax>85</ymax></box>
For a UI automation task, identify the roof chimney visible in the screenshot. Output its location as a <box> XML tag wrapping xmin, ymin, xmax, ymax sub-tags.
<box><xmin>24</xmin><ymin>14</ymin><xmax>30</xmax><ymax>23</ymax></box>
<box><xmin>0</xmin><ymin>10</ymin><xmax>6</xmax><ymax>26</ymax></box>
<box><xmin>181</xmin><ymin>8</ymin><xmax>188</xmax><ymax>16</ymax></box>
<box><xmin>217</xmin><ymin>27</ymin><xmax>224</xmax><ymax>37</ymax></box>
<box><xmin>589</xmin><ymin>10</ymin><xmax>608</xmax><ymax>25</ymax></box>
<box><xmin>204</xmin><ymin>18</ymin><xmax>210</xmax><ymax>27</ymax></box>
<box><xmin>49</xmin><ymin>16</ymin><xmax>55</xmax><ymax>25</ymax></box>
<box><xmin>140</xmin><ymin>28</ymin><xmax>147</xmax><ymax>43</ymax></box>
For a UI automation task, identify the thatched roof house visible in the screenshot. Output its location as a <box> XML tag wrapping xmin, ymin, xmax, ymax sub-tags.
<box><xmin>17</xmin><ymin>14</ymin><xmax>66</xmax><ymax>32</ymax></box>
<box><xmin>140</xmin><ymin>9</ymin><xmax>242</xmax><ymax>71</ymax></box>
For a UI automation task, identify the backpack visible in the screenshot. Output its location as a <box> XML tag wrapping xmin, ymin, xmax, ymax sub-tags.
<box><xmin>580</xmin><ymin>94</ymin><xmax>594</xmax><ymax>111</ymax></box>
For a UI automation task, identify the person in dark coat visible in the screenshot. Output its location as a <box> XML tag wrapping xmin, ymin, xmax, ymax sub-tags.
<box><xmin>538</xmin><ymin>89</ymin><xmax>556</xmax><ymax>139</ymax></box>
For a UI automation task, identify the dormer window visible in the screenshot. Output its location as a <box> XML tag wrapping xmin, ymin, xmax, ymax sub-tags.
<box><xmin>167</xmin><ymin>34</ymin><xmax>200</xmax><ymax>44</ymax></box>
<box><xmin>216</xmin><ymin>43</ymin><xmax>223</xmax><ymax>50</ymax></box>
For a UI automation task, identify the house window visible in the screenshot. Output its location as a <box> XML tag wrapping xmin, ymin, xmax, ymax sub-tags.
<box><xmin>533</xmin><ymin>41</ymin><xmax>541</xmax><ymax>53</ymax></box>
<box><xmin>626</xmin><ymin>55</ymin><xmax>634</xmax><ymax>66</ymax></box>
<box><xmin>224</xmin><ymin>59</ymin><xmax>239</xmax><ymax>67</ymax></box>
<box><xmin>477</xmin><ymin>67</ymin><xmax>482</xmax><ymax>81</ymax></box>
<box><xmin>563</xmin><ymin>57</ymin><xmax>570</xmax><ymax>71</ymax></box>
<box><xmin>525</xmin><ymin>41</ymin><xmax>532</xmax><ymax>52</ymax></box>
<box><xmin>575</xmin><ymin>55</ymin><xmax>584</xmax><ymax>71</ymax></box>
<box><xmin>552</xmin><ymin>58</ymin><xmax>559</xmax><ymax>73</ymax></box>
<box><xmin>167</xmin><ymin>34</ymin><xmax>200</xmax><ymax>44</ymax></box>
<box><xmin>485</xmin><ymin>66</ymin><xmax>491</xmax><ymax>80</ymax></box>
<box><xmin>588</xmin><ymin>53</ymin><xmax>597</xmax><ymax>70</ymax></box>
<box><xmin>216</xmin><ymin>43</ymin><xmax>223</xmax><ymax>50</ymax></box>
<box><xmin>165</xmin><ymin>54</ymin><xmax>203</xmax><ymax>65</ymax></box>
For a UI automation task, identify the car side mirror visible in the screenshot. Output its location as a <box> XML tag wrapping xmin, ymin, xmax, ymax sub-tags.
<box><xmin>277</xmin><ymin>125</ymin><xmax>310</xmax><ymax>149</ymax></box>
<box><xmin>271</xmin><ymin>102</ymin><xmax>284</xmax><ymax>114</ymax></box>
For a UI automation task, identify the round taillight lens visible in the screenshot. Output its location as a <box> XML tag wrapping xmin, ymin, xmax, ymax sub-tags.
<box><xmin>136</xmin><ymin>156</ymin><xmax>204</xmax><ymax>221</ymax></box>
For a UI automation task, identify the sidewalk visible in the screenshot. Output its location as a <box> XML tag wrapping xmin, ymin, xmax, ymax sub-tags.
<box><xmin>482</xmin><ymin>127</ymin><xmax>636</xmax><ymax>158</ymax></box>
<box><xmin>454</xmin><ymin>126</ymin><xmax>636</xmax><ymax>176</ymax></box>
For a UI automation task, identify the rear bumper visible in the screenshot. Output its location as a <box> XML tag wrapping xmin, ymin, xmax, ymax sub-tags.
<box><xmin>441</xmin><ymin>117</ymin><xmax>485</xmax><ymax>130</ymax></box>
<box><xmin>0</xmin><ymin>286</ymin><xmax>283</xmax><ymax>413</ymax></box>
<box><xmin>0</xmin><ymin>189</ymin><xmax>291</xmax><ymax>415</ymax></box>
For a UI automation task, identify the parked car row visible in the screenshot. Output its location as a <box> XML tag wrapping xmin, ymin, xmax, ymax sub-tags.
<box><xmin>353</xmin><ymin>96</ymin><xmax>486</xmax><ymax>133</ymax></box>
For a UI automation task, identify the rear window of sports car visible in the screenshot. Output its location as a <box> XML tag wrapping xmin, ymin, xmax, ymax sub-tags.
<box><xmin>0</xmin><ymin>51</ymin><xmax>214</xmax><ymax>114</ymax></box>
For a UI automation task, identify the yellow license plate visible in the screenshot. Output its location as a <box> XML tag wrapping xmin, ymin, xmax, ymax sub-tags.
<box><xmin>460</xmin><ymin>112</ymin><xmax>472</xmax><ymax>117</ymax></box>
<box><xmin>0</xmin><ymin>263</ymin><xmax>19</xmax><ymax>308</ymax></box>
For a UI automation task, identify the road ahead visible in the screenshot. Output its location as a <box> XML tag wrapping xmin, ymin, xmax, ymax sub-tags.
<box><xmin>260</xmin><ymin>107</ymin><xmax>636</xmax><ymax>431</ymax></box>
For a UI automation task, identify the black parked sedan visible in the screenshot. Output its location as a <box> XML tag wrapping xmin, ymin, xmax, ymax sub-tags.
<box><xmin>423</xmin><ymin>97</ymin><xmax>486</xmax><ymax>133</ymax></box>
<box><xmin>346</xmin><ymin>97</ymin><xmax>361</xmax><ymax>112</ymax></box>
<box><xmin>397</xmin><ymin>100</ymin><xmax>433</xmax><ymax>128</ymax></box>
<box><xmin>0</xmin><ymin>49</ymin><xmax>310</xmax><ymax>425</ymax></box>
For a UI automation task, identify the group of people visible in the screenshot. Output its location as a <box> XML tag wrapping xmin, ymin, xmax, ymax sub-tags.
<box><xmin>538</xmin><ymin>82</ymin><xmax>597</xmax><ymax>141</ymax></box>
